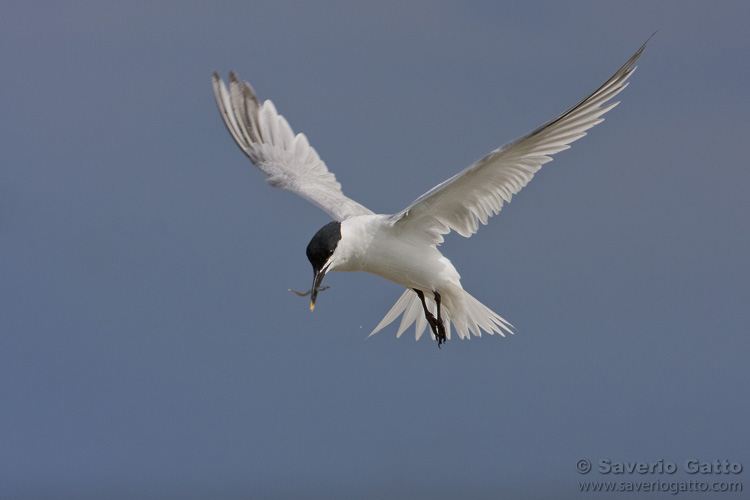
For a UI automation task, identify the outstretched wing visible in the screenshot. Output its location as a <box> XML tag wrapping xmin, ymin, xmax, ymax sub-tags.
<box><xmin>213</xmin><ymin>73</ymin><xmax>373</xmax><ymax>221</ymax></box>
<box><xmin>391</xmin><ymin>39</ymin><xmax>649</xmax><ymax>244</ymax></box>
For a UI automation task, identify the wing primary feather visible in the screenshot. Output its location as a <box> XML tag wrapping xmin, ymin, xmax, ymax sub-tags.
<box><xmin>212</xmin><ymin>73</ymin><xmax>252</xmax><ymax>159</ymax></box>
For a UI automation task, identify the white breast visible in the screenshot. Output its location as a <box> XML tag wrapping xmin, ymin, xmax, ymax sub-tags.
<box><xmin>332</xmin><ymin>215</ymin><xmax>461</xmax><ymax>291</ymax></box>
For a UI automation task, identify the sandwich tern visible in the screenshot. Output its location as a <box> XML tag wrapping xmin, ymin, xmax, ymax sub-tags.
<box><xmin>212</xmin><ymin>39</ymin><xmax>648</xmax><ymax>346</ymax></box>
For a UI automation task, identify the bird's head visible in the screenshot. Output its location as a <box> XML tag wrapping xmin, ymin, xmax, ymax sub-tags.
<box><xmin>306</xmin><ymin>221</ymin><xmax>342</xmax><ymax>311</ymax></box>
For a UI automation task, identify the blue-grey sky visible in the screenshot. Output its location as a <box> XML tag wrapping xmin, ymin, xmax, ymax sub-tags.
<box><xmin>2</xmin><ymin>1</ymin><xmax>748</xmax><ymax>499</ymax></box>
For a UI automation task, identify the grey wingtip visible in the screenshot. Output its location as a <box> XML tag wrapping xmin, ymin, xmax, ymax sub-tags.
<box><xmin>636</xmin><ymin>31</ymin><xmax>657</xmax><ymax>55</ymax></box>
<box><xmin>211</xmin><ymin>72</ymin><xmax>222</xmax><ymax>90</ymax></box>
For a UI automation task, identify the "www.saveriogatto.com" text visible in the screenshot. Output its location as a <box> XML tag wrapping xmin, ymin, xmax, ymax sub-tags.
<box><xmin>578</xmin><ymin>479</ymin><xmax>743</xmax><ymax>495</ymax></box>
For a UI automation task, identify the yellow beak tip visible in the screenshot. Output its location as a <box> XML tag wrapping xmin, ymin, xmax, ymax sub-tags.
<box><xmin>310</xmin><ymin>302</ymin><xmax>315</xmax><ymax>312</ymax></box>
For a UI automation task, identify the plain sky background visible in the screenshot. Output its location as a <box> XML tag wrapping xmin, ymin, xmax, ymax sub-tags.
<box><xmin>2</xmin><ymin>1</ymin><xmax>748</xmax><ymax>499</ymax></box>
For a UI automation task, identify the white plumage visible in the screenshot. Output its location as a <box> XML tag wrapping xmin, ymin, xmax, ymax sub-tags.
<box><xmin>212</xmin><ymin>73</ymin><xmax>373</xmax><ymax>221</ymax></box>
<box><xmin>212</xmin><ymin>38</ymin><xmax>649</xmax><ymax>343</ymax></box>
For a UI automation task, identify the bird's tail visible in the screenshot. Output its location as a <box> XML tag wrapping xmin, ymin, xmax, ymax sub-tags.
<box><xmin>369</xmin><ymin>286</ymin><xmax>514</xmax><ymax>341</ymax></box>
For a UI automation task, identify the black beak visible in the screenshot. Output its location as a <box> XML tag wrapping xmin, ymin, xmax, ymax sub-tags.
<box><xmin>310</xmin><ymin>267</ymin><xmax>327</xmax><ymax>312</ymax></box>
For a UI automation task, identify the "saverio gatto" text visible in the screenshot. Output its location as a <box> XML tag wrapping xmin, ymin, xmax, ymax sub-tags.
<box><xmin>598</xmin><ymin>459</ymin><xmax>743</xmax><ymax>475</ymax></box>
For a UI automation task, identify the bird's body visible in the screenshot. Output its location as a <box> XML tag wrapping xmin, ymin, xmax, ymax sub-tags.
<box><xmin>335</xmin><ymin>216</ymin><xmax>496</xmax><ymax>341</ymax></box>
<box><xmin>212</xmin><ymin>38</ymin><xmax>650</xmax><ymax>345</ymax></box>
<box><xmin>305</xmin><ymin>215</ymin><xmax>508</xmax><ymax>342</ymax></box>
<box><xmin>337</xmin><ymin>215</ymin><xmax>458</xmax><ymax>292</ymax></box>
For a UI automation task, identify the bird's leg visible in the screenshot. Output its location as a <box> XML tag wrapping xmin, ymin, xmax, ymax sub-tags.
<box><xmin>414</xmin><ymin>289</ymin><xmax>439</xmax><ymax>339</ymax></box>
<box><xmin>414</xmin><ymin>289</ymin><xmax>446</xmax><ymax>348</ymax></box>
<box><xmin>433</xmin><ymin>291</ymin><xmax>447</xmax><ymax>346</ymax></box>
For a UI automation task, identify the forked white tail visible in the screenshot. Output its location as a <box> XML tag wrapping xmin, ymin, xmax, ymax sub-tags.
<box><xmin>369</xmin><ymin>287</ymin><xmax>514</xmax><ymax>341</ymax></box>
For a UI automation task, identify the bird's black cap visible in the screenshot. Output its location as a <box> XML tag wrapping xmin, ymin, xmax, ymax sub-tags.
<box><xmin>307</xmin><ymin>221</ymin><xmax>341</xmax><ymax>312</ymax></box>
<box><xmin>306</xmin><ymin>221</ymin><xmax>342</xmax><ymax>271</ymax></box>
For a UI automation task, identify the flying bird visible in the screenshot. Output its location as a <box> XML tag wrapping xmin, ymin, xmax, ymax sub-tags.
<box><xmin>212</xmin><ymin>39</ymin><xmax>648</xmax><ymax>346</ymax></box>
